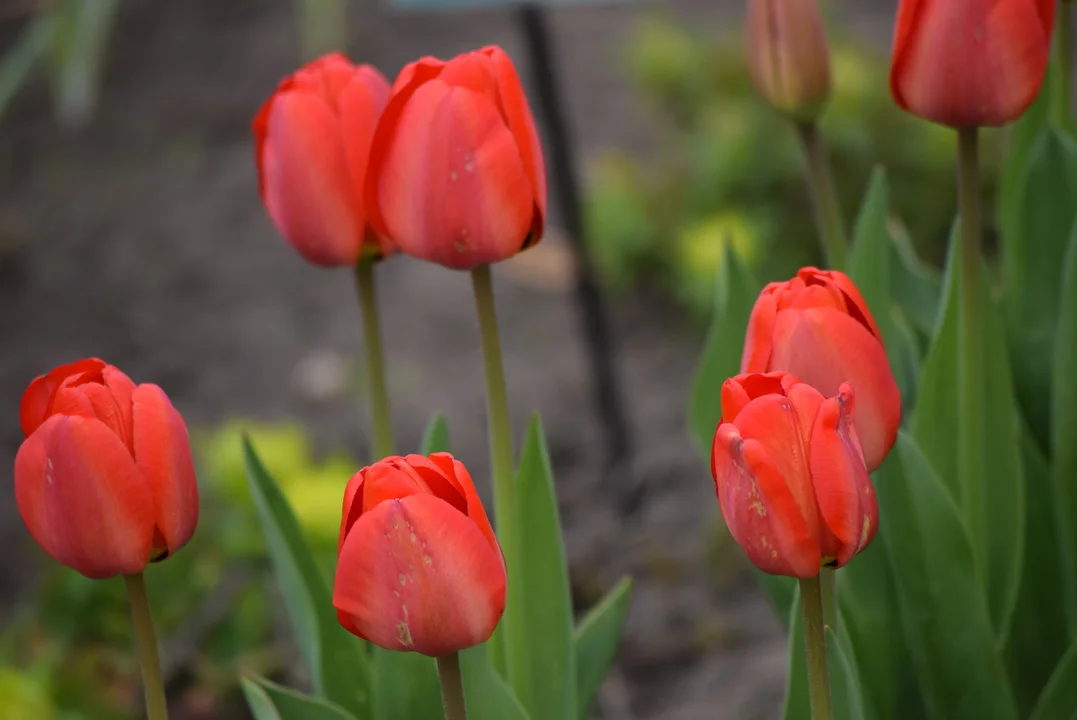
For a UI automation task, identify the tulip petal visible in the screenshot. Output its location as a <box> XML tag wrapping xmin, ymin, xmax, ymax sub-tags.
<box><xmin>771</xmin><ymin>307</ymin><xmax>901</xmax><ymax>471</ymax></box>
<box><xmin>361</xmin><ymin>459</ymin><xmax>426</xmax><ymax>512</ymax></box>
<box><xmin>810</xmin><ymin>387</ymin><xmax>878</xmax><ymax>567</ymax></box>
<box><xmin>339</xmin><ymin>67</ymin><xmax>391</xmax><ymax>256</ymax></box>
<box><xmin>339</xmin><ymin>471</ymin><xmax>365</xmax><ymax>554</ymax></box>
<box><xmin>19</xmin><ymin>358</ymin><xmax>106</xmax><ymax>437</ymax></box>
<box><xmin>401</xmin><ymin>454</ymin><xmax>468</xmax><ymax>513</ymax></box>
<box><xmin>741</xmin><ymin>287</ymin><xmax>779</xmax><ymax>373</ymax></box>
<box><xmin>427</xmin><ymin>453</ymin><xmax>500</xmax><ymax>558</ymax></box>
<box><xmin>730</xmin><ymin>393</ymin><xmax>820</xmax><ymax>539</ymax></box>
<box><xmin>371</xmin><ymin>80</ymin><xmax>533</xmax><ymax>269</ymax></box>
<box><xmin>15</xmin><ymin>415</ymin><xmax>154</xmax><ymax>578</ymax></box>
<box><xmin>486</xmin><ymin>46</ymin><xmax>547</xmax><ymax>241</ymax></box>
<box><xmin>891</xmin><ymin>0</ymin><xmax>1052</xmax><ymax>127</ymax></box>
<box><xmin>334</xmin><ymin>494</ymin><xmax>506</xmax><ymax>656</ymax></box>
<box><xmin>711</xmin><ymin>424</ymin><xmax>820</xmax><ymax>577</ymax></box>
<box><xmin>259</xmin><ymin>90</ymin><xmax>363</xmax><ymax>266</ymax></box>
<box><xmin>811</xmin><ymin>269</ymin><xmax>883</xmax><ymax>340</ymax></box>
<box><xmin>132</xmin><ymin>384</ymin><xmax>199</xmax><ymax>556</ymax></box>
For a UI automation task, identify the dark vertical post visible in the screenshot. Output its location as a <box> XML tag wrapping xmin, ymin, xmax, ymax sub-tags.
<box><xmin>517</xmin><ymin>2</ymin><xmax>634</xmax><ymax>486</ymax></box>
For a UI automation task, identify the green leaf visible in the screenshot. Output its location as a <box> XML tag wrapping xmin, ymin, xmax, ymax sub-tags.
<box><xmin>460</xmin><ymin>642</ymin><xmax>530</xmax><ymax>720</ymax></box>
<box><xmin>840</xmin><ymin>537</ymin><xmax>925</xmax><ymax>720</ymax></box>
<box><xmin>371</xmin><ymin>650</ymin><xmax>442</xmax><ymax>720</ymax></box>
<box><xmin>875</xmin><ymin>431</ymin><xmax>1015</xmax><ymax>719</ymax></box>
<box><xmin>574</xmin><ymin>576</ymin><xmax>632</xmax><ymax>719</ymax></box>
<box><xmin>1052</xmin><ymin>221</ymin><xmax>1077</xmax><ymax>638</ymax></box>
<box><xmin>0</xmin><ymin>16</ymin><xmax>55</xmax><ymax>125</ymax></box>
<box><xmin>846</xmin><ymin>166</ymin><xmax>919</xmax><ymax>405</ymax></box>
<box><xmin>421</xmin><ymin>413</ymin><xmax>452</xmax><ymax>454</ymax></box>
<box><xmin>46</xmin><ymin>0</ymin><xmax>122</xmax><ymax>129</ymax></box>
<box><xmin>1003</xmin><ymin>128</ymin><xmax>1077</xmax><ymax>447</ymax></box>
<box><xmin>911</xmin><ymin>229</ymin><xmax>1025</xmax><ymax>642</ymax></box>
<box><xmin>240</xmin><ymin>675</ymin><xmax>358</xmax><ymax>720</ymax></box>
<box><xmin>1005</xmin><ymin>422</ymin><xmax>1070</xmax><ymax>715</ymax></box>
<box><xmin>999</xmin><ymin>77</ymin><xmax>1050</xmax><ymax>251</ymax></box>
<box><xmin>243</xmin><ymin>437</ymin><xmax>370</xmax><ymax>717</ymax></box>
<box><xmin>509</xmin><ymin>417</ymin><xmax>576</xmax><ymax>720</ymax></box>
<box><xmin>1029</xmin><ymin>639</ymin><xmax>1077</xmax><ymax>720</ymax></box>
<box><xmin>687</xmin><ymin>240</ymin><xmax>760</xmax><ymax>453</ymax></box>
<box><xmin>781</xmin><ymin>586</ymin><xmax>865</xmax><ymax>720</ymax></box>
<box><xmin>888</xmin><ymin>219</ymin><xmax>942</xmax><ymax>337</ymax></box>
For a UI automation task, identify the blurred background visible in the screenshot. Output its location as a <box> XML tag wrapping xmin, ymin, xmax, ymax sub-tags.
<box><xmin>0</xmin><ymin>0</ymin><xmax>1000</xmax><ymax>718</ymax></box>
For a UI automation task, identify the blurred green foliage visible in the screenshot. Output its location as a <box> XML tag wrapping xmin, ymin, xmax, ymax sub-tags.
<box><xmin>0</xmin><ymin>421</ymin><xmax>355</xmax><ymax>719</ymax></box>
<box><xmin>583</xmin><ymin>16</ymin><xmax>1001</xmax><ymax>319</ymax></box>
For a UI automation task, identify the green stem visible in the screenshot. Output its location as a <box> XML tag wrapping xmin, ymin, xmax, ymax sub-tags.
<box><xmin>470</xmin><ymin>264</ymin><xmax>518</xmax><ymax>677</ymax></box>
<box><xmin>354</xmin><ymin>259</ymin><xmax>395</xmax><ymax>460</ymax></box>
<box><xmin>124</xmin><ymin>573</ymin><xmax>168</xmax><ymax>720</ymax></box>
<box><xmin>799</xmin><ymin>576</ymin><xmax>833</xmax><ymax>720</ymax></box>
<box><xmin>819</xmin><ymin>568</ymin><xmax>837</xmax><ymax>630</ymax></box>
<box><xmin>1052</xmin><ymin>1</ymin><xmax>1072</xmax><ymax>129</ymax></box>
<box><xmin>437</xmin><ymin>653</ymin><xmax>469</xmax><ymax>720</ymax></box>
<box><xmin>796</xmin><ymin>121</ymin><xmax>848</xmax><ymax>271</ymax></box>
<box><xmin>957</xmin><ymin>128</ymin><xmax>984</xmax><ymax>559</ymax></box>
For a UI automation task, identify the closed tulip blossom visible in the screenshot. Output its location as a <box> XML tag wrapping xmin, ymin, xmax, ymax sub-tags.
<box><xmin>745</xmin><ymin>0</ymin><xmax>832</xmax><ymax>120</ymax></box>
<box><xmin>334</xmin><ymin>453</ymin><xmax>506</xmax><ymax>657</ymax></box>
<box><xmin>14</xmin><ymin>358</ymin><xmax>199</xmax><ymax>579</ymax></box>
<box><xmin>364</xmin><ymin>45</ymin><xmax>547</xmax><ymax>270</ymax></box>
<box><xmin>254</xmin><ymin>53</ymin><xmax>392</xmax><ymax>266</ymax></box>
<box><xmin>741</xmin><ymin>267</ymin><xmax>900</xmax><ymax>471</ymax></box>
<box><xmin>890</xmin><ymin>0</ymin><xmax>1055</xmax><ymax>127</ymax></box>
<box><xmin>712</xmin><ymin>372</ymin><xmax>878</xmax><ymax>577</ymax></box>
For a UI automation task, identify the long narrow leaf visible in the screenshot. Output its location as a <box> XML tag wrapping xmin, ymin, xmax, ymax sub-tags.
<box><xmin>574</xmin><ymin>576</ymin><xmax>632</xmax><ymax>719</ymax></box>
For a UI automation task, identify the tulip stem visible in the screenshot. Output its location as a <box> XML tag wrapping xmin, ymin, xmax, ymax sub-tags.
<box><xmin>796</xmin><ymin>121</ymin><xmax>847</xmax><ymax>272</ymax></box>
<box><xmin>799</xmin><ymin>576</ymin><xmax>833</xmax><ymax>720</ymax></box>
<box><xmin>355</xmin><ymin>259</ymin><xmax>395</xmax><ymax>460</ymax></box>
<box><xmin>437</xmin><ymin>652</ymin><xmax>469</xmax><ymax>720</ymax></box>
<box><xmin>957</xmin><ymin>127</ymin><xmax>985</xmax><ymax>559</ymax></box>
<box><xmin>124</xmin><ymin>573</ymin><xmax>168</xmax><ymax>720</ymax></box>
<box><xmin>470</xmin><ymin>263</ymin><xmax>518</xmax><ymax>677</ymax></box>
<box><xmin>819</xmin><ymin>567</ymin><xmax>837</xmax><ymax>629</ymax></box>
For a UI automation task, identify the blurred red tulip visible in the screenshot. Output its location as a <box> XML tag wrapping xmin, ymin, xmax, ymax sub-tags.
<box><xmin>741</xmin><ymin>267</ymin><xmax>900</xmax><ymax>471</ymax></box>
<box><xmin>15</xmin><ymin>358</ymin><xmax>199</xmax><ymax>579</ymax></box>
<box><xmin>333</xmin><ymin>453</ymin><xmax>506</xmax><ymax>656</ymax></box>
<box><xmin>745</xmin><ymin>0</ymin><xmax>831</xmax><ymax>120</ymax></box>
<box><xmin>711</xmin><ymin>372</ymin><xmax>877</xmax><ymax>577</ymax></box>
<box><xmin>890</xmin><ymin>0</ymin><xmax>1055</xmax><ymax>127</ymax></box>
<box><xmin>364</xmin><ymin>45</ymin><xmax>547</xmax><ymax>270</ymax></box>
<box><xmin>254</xmin><ymin>53</ymin><xmax>392</xmax><ymax>266</ymax></box>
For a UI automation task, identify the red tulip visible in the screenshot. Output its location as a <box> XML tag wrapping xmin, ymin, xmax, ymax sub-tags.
<box><xmin>741</xmin><ymin>267</ymin><xmax>900</xmax><ymax>471</ymax></box>
<box><xmin>745</xmin><ymin>0</ymin><xmax>832</xmax><ymax>121</ymax></box>
<box><xmin>254</xmin><ymin>53</ymin><xmax>392</xmax><ymax>266</ymax></box>
<box><xmin>14</xmin><ymin>358</ymin><xmax>199</xmax><ymax>579</ymax></box>
<box><xmin>711</xmin><ymin>372</ymin><xmax>878</xmax><ymax>577</ymax></box>
<box><xmin>890</xmin><ymin>0</ymin><xmax>1055</xmax><ymax>127</ymax></box>
<box><xmin>364</xmin><ymin>45</ymin><xmax>547</xmax><ymax>270</ymax></box>
<box><xmin>333</xmin><ymin>453</ymin><xmax>506</xmax><ymax>656</ymax></box>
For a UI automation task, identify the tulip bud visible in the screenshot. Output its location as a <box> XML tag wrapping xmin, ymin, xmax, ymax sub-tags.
<box><xmin>364</xmin><ymin>45</ymin><xmax>548</xmax><ymax>270</ymax></box>
<box><xmin>333</xmin><ymin>453</ymin><xmax>506</xmax><ymax>656</ymax></box>
<box><xmin>711</xmin><ymin>372</ymin><xmax>877</xmax><ymax>577</ymax></box>
<box><xmin>253</xmin><ymin>53</ymin><xmax>392</xmax><ymax>267</ymax></box>
<box><xmin>741</xmin><ymin>267</ymin><xmax>900</xmax><ymax>471</ymax></box>
<box><xmin>14</xmin><ymin>358</ymin><xmax>199</xmax><ymax>579</ymax></box>
<box><xmin>745</xmin><ymin>0</ymin><xmax>832</xmax><ymax>121</ymax></box>
<box><xmin>890</xmin><ymin>0</ymin><xmax>1055</xmax><ymax>127</ymax></box>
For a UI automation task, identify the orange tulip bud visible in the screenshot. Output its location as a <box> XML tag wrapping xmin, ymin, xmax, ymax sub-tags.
<box><xmin>890</xmin><ymin>0</ymin><xmax>1055</xmax><ymax>127</ymax></box>
<box><xmin>741</xmin><ymin>267</ymin><xmax>900</xmax><ymax>472</ymax></box>
<box><xmin>745</xmin><ymin>0</ymin><xmax>832</xmax><ymax>121</ymax></box>
<box><xmin>253</xmin><ymin>53</ymin><xmax>392</xmax><ymax>266</ymax></box>
<box><xmin>333</xmin><ymin>453</ymin><xmax>506</xmax><ymax>656</ymax></box>
<box><xmin>711</xmin><ymin>372</ymin><xmax>877</xmax><ymax>577</ymax></box>
<box><xmin>14</xmin><ymin>358</ymin><xmax>199</xmax><ymax>579</ymax></box>
<box><xmin>364</xmin><ymin>46</ymin><xmax>547</xmax><ymax>270</ymax></box>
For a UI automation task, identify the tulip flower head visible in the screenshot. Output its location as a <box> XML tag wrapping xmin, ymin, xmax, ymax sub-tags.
<box><xmin>364</xmin><ymin>45</ymin><xmax>547</xmax><ymax>270</ymax></box>
<box><xmin>890</xmin><ymin>0</ymin><xmax>1055</xmax><ymax>127</ymax></box>
<box><xmin>254</xmin><ymin>53</ymin><xmax>392</xmax><ymax>266</ymax></box>
<box><xmin>711</xmin><ymin>372</ymin><xmax>878</xmax><ymax>577</ymax></box>
<box><xmin>745</xmin><ymin>0</ymin><xmax>832</xmax><ymax>121</ymax></box>
<box><xmin>14</xmin><ymin>358</ymin><xmax>199</xmax><ymax>579</ymax></box>
<box><xmin>334</xmin><ymin>453</ymin><xmax>506</xmax><ymax>657</ymax></box>
<box><xmin>742</xmin><ymin>267</ymin><xmax>900</xmax><ymax>472</ymax></box>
